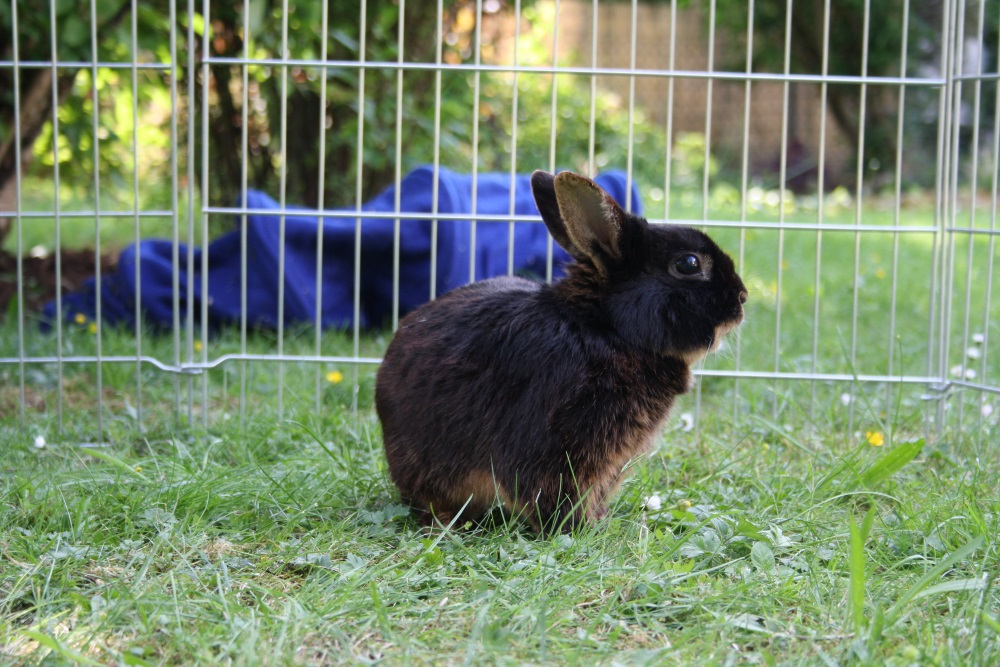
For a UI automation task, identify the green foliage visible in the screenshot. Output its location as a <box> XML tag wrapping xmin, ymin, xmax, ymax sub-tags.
<box><xmin>1</xmin><ymin>1</ymin><xmax>177</xmax><ymax>194</ymax></box>
<box><xmin>3</xmin><ymin>0</ymin><xmax>997</xmax><ymax>246</ymax></box>
<box><xmin>207</xmin><ymin>0</ymin><xmax>679</xmax><ymax>211</ymax></box>
<box><xmin>3</xmin><ymin>0</ymin><xmax>693</xmax><ymax>224</ymax></box>
<box><xmin>199</xmin><ymin>0</ymin><xmax>431</xmax><ymax>208</ymax></box>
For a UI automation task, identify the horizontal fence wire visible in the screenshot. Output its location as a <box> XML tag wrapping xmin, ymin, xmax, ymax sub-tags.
<box><xmin>0</xmin><ymin>208</ymin><xmax>950</xmax><ymax>232</ymax></box>
<box><xmin>0</xmin><ymin>352</ymin><xmax>954</xmax><ymax>384</ymax></box>
<box><xmin>0</xmin><ymin>59</ymin><xmax>953</xmax><ymax>87</ymax></box>
<box><xmin>5</xmin><ymin>206</ymin><xmax>999</xmax><ymax>236</ymax></box>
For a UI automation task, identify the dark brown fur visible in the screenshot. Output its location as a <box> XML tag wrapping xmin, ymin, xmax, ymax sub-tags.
<box><xmin>375</xmin><ymin>171</ymin><xmax>747</xmax><ymax>534</ymax></box>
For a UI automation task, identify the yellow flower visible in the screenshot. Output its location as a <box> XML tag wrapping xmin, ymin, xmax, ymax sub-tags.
<box><xmin>866</xmin><ymin>431</ymin><xmax>884</xmax><ymax>447</ymax></box>
<box><xmin>677</xmin><ymin>499</ymin><xmax>692</xmax><ymax>511</ymax></box>
<box><xmin>88</xmin><ymin>322</ymin><xmax>98</xmax><ymax>334</ymax></box>
<box><xmin>134</xmin><ymin>466</ymin><xmax>142</xmax><ymax>473</ymax></box>
<box><xmin>326</xmin><ymin>370</ymin><xmax>344</xmax><ymax>384</ymax></box>
<box><xmin>194</xmin><ymin>340</ymin><xmax>203</xmax><ymax>352</ymax></box>
<box><xmin>875</xmin><ymin>268</ymin><xmax>887</xmax><ymax>279</ymax></box>
<box><xmin>74</xmin><ymin>313</ymin><xmax>87</xmax><ymax>325</ymax></box>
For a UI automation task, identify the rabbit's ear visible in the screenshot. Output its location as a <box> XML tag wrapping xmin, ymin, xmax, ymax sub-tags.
<box><xmin>553</xmin><ymin>172</ymin><xmax>629</xmax><ymax>272</ymax></box>
<box><xmin>531</xmin><ymin>170</ymin><xmax>586</xmax><ymax>261</ymax></box>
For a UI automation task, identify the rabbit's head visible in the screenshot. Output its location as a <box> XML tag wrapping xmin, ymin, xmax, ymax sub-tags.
<box><xmin>531</xmin><ymin>170</ymin><xmax>747</xmax><ymax>363</ymax></box>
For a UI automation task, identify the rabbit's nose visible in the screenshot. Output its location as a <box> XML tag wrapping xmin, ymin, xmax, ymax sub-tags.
<box><xmin>738</xmin><ymin>290</ymin><xmax>748</xmax><ymax>305</ymax></box>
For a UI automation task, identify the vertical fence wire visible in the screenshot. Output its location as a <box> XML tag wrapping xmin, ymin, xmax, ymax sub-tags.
<box><xmin>392</xmin><ymin>1</ymin><xmax>405</xmax><ymax>330</ymax></box>
<box><xmin>239</xmin><ymin>0</ymin><xmax>250</xmax><ymax>429</ymax></box>
<box><xmin>185</xmin><ymin>0</ymin><xmax>197</xmax><ymax>424</ymax></box>
<box><xmin>170</xmin><ymin>0</ymin><xmax>182</xmax><ymax>425</ymax></box>
<box><xmin>701</xmin><ymin>0</ymin><xmax>716</xmax><ymax>229</ymax></box>
<box><xmin>847</xmin><ymin>0</ymin><xmax>873</xmax><ymax>436</ymax></box>
<box><xmin>314</xmin><ymin>0</ymin><xmax>331</xmax><ymax>413</ymax></box>
<box><xmin>49</xmin><ymin>0</ymin><xmax>65</xmax><ymax>434</ymax></box>
<box><xmin>199</xmin><ymin>0</ymin><xmax>210</xmax><ymax>427</ymax></box>
<box><xmin>352</xmin><ymin>0</ymin><xmax>368</xmax><ymax>413</ymax></box>
<box><xmin>808</xmin><ymin>0</ymin><xmax>832</xmax><ymax>422</ymax></box>
<box><xmin>942</xmin><ymin>0</ymin><xmax>967</xmax><ymax>435</ymax></box>
<box><xmin>276</xmin><ymin>0</ymin><xmax>290</xmax><ymax>418</ymax></box>
<box><xmin>885</xmin><ymin>0</ymin><xmax>911</xmax><ymax>417</ymax></box>
<box><xmin>11</xmin><ymin>0</ymin><xmax>25</xmax><ymax>430</ymax></box>
<box><xmin>662</xmin><ymin>0</ymin><xmax>676</xmax><ymax>219</ymax></box>
<box><xmin>771</xmin><ymin>0</ymin><xmax>793</xmax><ymax>424</ymax></box>
<box><xmin>545</xmin><ymin>0</ymin><xmax>559</xmax><ymax>284</ymax></box>
<box><xmin>929</xmin><ymin>0</ymin><xmax>954</xmax><ymax>434</ymax></box>
<box><xmin>130</xmin><ymin>0</ymin><xmax>143</xmax><ymax>429</ymax></box>
<box><xmin>625</xmin><ymin>0</ymin><xmax>638</xmax><ymax>214</ymax></box>
<box><xmin>979</xmin><ymin>16</ymin><xmax>1000</xmax><ymax>448</ymax></box>
<box><xmin>732</xmin><ymin>0</ymin><xmax>754</xmax><ymax>422</ymax></box>
<box><xmin>965</xmin><ymin>0</ymin><xmax>991</xmax><ymax>448</ymax></box>
<box><xmin>89</xmin><ymin>0</ymin><xmax>105</xmax><ymax>440</ymax></box>
<box><xmin>956</xmin><ymin>0</ymin><xmax>985</xmax><ymax>431</ymax></box>
<box><xmin>694</xmin><ymin>0</ymin><xmax>718</xmax><ymax>436</ymax></box>
<box><xmin>431</xmin><ymin>0</ymin><xmax>443</xmax><ymax>295</ymax></box>
<box><xmin>468</xmin><ymin>0</ymin><xmax>483</xmax><ymax>287</ymax></box>
<box><xmin>507</xmin><ymin>0</ymin><xmax>522</xmax><ymax>276</ymax></box>
<box><xmin>587</xmin><ymin>0</ymin><xmax>598</xmax><ymax>176</ymax></box>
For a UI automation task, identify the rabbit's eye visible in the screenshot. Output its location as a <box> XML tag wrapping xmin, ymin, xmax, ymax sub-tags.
<box><xmin>675</xmin><ymin>254</ymin><xmax>701</xmax><ymax>276</ymax></box>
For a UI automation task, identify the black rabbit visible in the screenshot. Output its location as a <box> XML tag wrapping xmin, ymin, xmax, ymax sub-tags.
<box><xmin>375</xmin><ymin>170</ymin><xmax>747</xmax><ymax>534</ymax></box>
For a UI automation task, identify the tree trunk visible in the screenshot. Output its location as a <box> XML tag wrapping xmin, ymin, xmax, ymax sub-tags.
<box><xmin>0</xmin><ymin>68</ymin><xmax>78</xmax><ymax>246</ymax></box>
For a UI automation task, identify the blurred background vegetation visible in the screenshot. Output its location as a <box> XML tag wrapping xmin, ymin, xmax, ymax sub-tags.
<box><xmin>0</xmin><ymin>0</ymin><xmax>997</xmax><ymax>250</ymax></box>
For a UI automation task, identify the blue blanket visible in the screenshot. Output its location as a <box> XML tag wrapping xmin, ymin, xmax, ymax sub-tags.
<box><xmin>43</xmin><ymin>166</ymin><xmax>640</xmax><ymax>331</ymax></box>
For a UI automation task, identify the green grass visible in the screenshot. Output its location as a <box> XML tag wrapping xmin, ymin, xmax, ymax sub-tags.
<box><xmin>2</xmin><ymin>188</ymin><xmax>999</xmax><ymax>664</ymax></box>
<box><xmin>1</xmin><ymin>380</ymin><xmax>997</xmax><ymax>665</ymax></box>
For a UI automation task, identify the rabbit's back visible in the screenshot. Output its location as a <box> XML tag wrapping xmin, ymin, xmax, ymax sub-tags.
<box><xmin>377</xmin><ymin>274</ymin><xmax>576</xmax><ymax>469</ymax></box>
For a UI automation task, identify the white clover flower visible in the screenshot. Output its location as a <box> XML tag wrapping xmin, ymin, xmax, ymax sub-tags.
<box><xmin>967</xmin><ymin>347</ymin><xmax>982</xmax><ymax>360</ymax></box>
<box><xmin>982</xmin><ymin>404</ymin><xmax>994</xmax><ymax>418</ymax></box>
<box><xmin>951</xmin><ymin>365</ymin><xmax>963</xmax><ymax>378</ymax></box>
<box><xmin>840</xmin><ymin>393</ymin><xmax>852</xmax><ymax>406</ymax></box>
<box><xmin>972</xmin><ymin>333</ymin><xmax>985</xmax><ymax>344</ymax></box>
<box><xmin>643</xmin><ymin>494</ymin><xmax>662</xmax><ymax>512</ymax></box>
<box><xmin>679</xmin><ymin>412</ymin><xmax>695</xmax><ymax>432</ymax></box>
<box><xmin>965</xmin><ymin>368</ymin><xmax>977</xmax><ymax>380</ymax></box>
<box><xmin>33</xmin><ymin>436</ymin><xmax>46</xmax><ymax>449</ymax></box>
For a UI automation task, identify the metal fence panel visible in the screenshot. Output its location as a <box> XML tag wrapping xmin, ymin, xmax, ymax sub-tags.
<box><xmin>1</xmin><ymin>0</ymin><xmax>997</xmax><ymax>439</ymax></box>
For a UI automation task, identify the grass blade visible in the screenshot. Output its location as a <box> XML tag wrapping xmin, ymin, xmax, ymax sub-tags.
<box><xmin>980</xmin><ymin>611</ymin><xmax>1000</xmax><ymax>635</ymax></box>
<box><xmin>860</xmin><ymin>438</ymin><xmax>923</xmax><ymax>487</ymax></box>
<box><xmin>886</xmin><ymin>535</ymin><xmax>985</xmax><ymax>626</ymax></box>
<box><xmin>21</xmin><ymin>630</ymin><xmax>102</xmax><ymax>666</ymax></box>
<box><xmin>847</xmin><ymin>508</ymin><xmax>874</xmax><ymax>632</ymax></box>
<box><xmin>80</xmin><ymin>448</ymin><xmax>150</xmax><ymax>482</ymax></box>
<box><xmin>911</xmin><ymin>577</ymin><xmax>988</xmax><ymax>600</ymax></box>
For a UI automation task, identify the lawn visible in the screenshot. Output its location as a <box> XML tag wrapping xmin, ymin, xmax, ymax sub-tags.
<box><xmin>1</xmin><ymin>180</ymin><xmax>998</xmax><ymax>665</ymax></box>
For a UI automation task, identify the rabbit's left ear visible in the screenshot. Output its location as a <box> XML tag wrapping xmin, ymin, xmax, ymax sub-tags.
<box><xmin>531</xmin><ymin>170</ymin><xmax>588</xmax><ymax>262</ymax></box>
<box><xmin>552</xmin><ymin>172</ymin><xmax>631</xmax><ymax>273</ymax></box>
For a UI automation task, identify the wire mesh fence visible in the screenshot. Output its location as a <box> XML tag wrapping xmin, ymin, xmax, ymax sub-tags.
<box><xmin>0</xmin><ymin>0</ymin><xmax>997</xmax><ymax>443</ymax></box>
